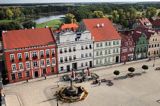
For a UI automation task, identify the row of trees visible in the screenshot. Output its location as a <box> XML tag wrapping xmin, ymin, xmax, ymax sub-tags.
<box><xmin>113</xmin><ymin>65</ymin><xmax>149</xmax><ymax>78</ymax></box>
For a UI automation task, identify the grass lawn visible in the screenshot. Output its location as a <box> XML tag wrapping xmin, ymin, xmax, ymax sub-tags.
<box><xmin>0</xmin><ymin>20</ymin><xmax>14</xmax><ymax>23</ymax></box>
<box><xmin>36</xmin><ymin>19</ymin><xmax>63</xmax><ymax>28</ymax></box>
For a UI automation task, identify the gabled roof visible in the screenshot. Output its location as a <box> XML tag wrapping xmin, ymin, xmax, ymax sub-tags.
<box><xmin>138</xmin><ymin>18</ymin><xmax>152</xmax><ymax>28</ymax></box>
<box><xmin>60</xmin><ymin>23</ymin><xmax>78</xmax><ymax>30</ymax></box>
<box><xmin>83</xmin><ymin>18</ymin><xmax>121</xmax><ymax>42</ymax></box>
<box><xmin>2</xmin><ymin>28</ymin><xmax>56</xmax><ymax>50</ymax></box>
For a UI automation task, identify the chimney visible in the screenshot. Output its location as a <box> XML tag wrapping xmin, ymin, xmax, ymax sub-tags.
<box><xmin>101</xmin><ymin>23</ymin><xmax>104</xmax><ymax>27</ymax></box>
<box><xmin>96</xmin><ymin>24</ymin><xmax>100</xmax><ymax>28</ymax></box>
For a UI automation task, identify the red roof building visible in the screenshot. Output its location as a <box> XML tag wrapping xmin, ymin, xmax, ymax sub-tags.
<box><xmin>83</xmin><ymin>18</ymin><xmax>121</xmax><ymax>42</ymax></box>
<box><xmin>2</xmin><ymin>28</ymin><xmax>58</xmax><ymax>83</ymax></box>
<box><xmin>137</xmin><ymin>18</ymin><xmax>152</xmax><ymax>29</ymax></box>
<box><xmin>60</xmin><ymin>23</ymin><xmax>78</xmax><ymax>31</ymax></box>
<box><xmin>150</xmin><ymin>17</ymin><xmax>160</xmax><ymax>29</ymax></box>
<box><xmin>83</xmin><ymin>18</ymin><xmax>121</xmax><ymax>66</ymax></box>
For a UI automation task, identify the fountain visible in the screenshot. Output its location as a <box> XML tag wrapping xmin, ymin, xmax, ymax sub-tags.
<box><xmin>55</xmin><ymin>79</ymin><xmax>88</xmax><ymax>103</ymax></box>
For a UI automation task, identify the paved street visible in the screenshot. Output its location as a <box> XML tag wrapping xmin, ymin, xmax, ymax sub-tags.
<box><xmin>4</xmin><ymin>58</ymin><xmax>160</xmax><ymax>106</ymax></box>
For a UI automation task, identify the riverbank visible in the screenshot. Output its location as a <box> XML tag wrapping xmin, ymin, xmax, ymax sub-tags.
<box><xmin>36</xmin><ymin>18</ymin><xmax>64</xmax><ymax>28</ymax></box>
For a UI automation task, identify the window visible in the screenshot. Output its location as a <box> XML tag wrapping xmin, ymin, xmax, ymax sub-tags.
<box><xmin>26</xmin><ymin>62</ymin><xmax>30</xmax><ymax>69</ymax></box>
<box><xmin>73</xmin><ymin>55</ymin><xmax>76</xmax><ymax>60</ymax></box>
<box><xmin>116</xmin><ymin>41</ymin><xmax>119</xmax><ymax>45</ymax></box>
<box><xmin>59</xmin><ymin>49</ymin><xmax>63</xmax><ymax>54</ymax></box>
<box><xmin>51</xmin><ymin>49</ymin><xmax>55</xmax><ymax>56</ymax></box>
<box><xmin>100</xmin><ymin>51</ymin><xmax>102</xmax><ymax>55</ymax></box>
<box><xmin>109</xmin><ymin>42</ymin><xmax>111</xmax><ymax>46</ymax></box>
<box><xmin>40</xmin><ymin>50</ymin><xmax>44</xmax><ymax>57</ymax></box>
<box><xmin>25</xmin><ymin>52</ymin><xmax>29</xmax><ymax>59</ymax></box>
<box><xmin>40</xmin><ymin>60</ymin><xmax>45</xmax><ymax>66</ymax></box>
<box><xmin>105</xmin><ymin>50</ymin><xmax>107</xmax><ymax>55</ymax></box>
<box><xmin>113</xmin><ymin>41</ymin><xmax>116</xmax><ymax>45</ymax></box>
<box><xmin>108</xmin><ymin>50</ymin><xmax>111</xmax><ymax>54</ymax></box>
<box><xmin>81</xmin><ymin>54</ymin><xmax>84</xmax><ymax>58</ymax></box>
<box><xmin>33</xmin><ymin>61</ymin><xmax>38</xmax><ymax>67</ymax></box>
<box><xmin>96</xmin><ymin>51</ymin><xmax>99</xmax><ymax>56</ymax></box>
<box><xmin>19</xmin><ymin>63</ymin><xmax>24</xmax><ymax>70</ymax></box>
<box><xmin>32</xmin><ymin>51</ymin><xmax>37</xmax><ymax>59</ymax></box>
<box><xmin>11</xmin><ymin>64</ymin><xmax>17</xmax><ymax>71</ymax></box>
<box><xmin>11</xmin><ymin>74</ymin><xmax>16</xmax><ymax>80</ymax></box>
<box><xmin>96</xmin><ymin>43</ymin><xmax>99</xmax><ymax>47</ymax></box>
<box><xmin>46</xmin><ymin>59</ymin><xmax>50</xmax><ymax>66</ymax></box>
<box><xmin>69</xmin><ymin>56</ymin><xmax>72</xmax><ymax>61</ymax></box>
<box><xmin>113</xmin><ymin>49</ymin><xmax>115</xmax><ymax>53</ymax></box>
<box><xmin>18</xmin><ymin>72</ymin><xmax>22</xmax><ymax>79</ymax></box>
<box><xmin>60</xmin><ymin>57</ymin><xmax>63</xmax><ymax>63</ymax></box>
<box><xmin>17</xmin><ymin>53</ymin><xmax>22</xmax><ymax>60</ymax></box>
<box><xmin>10</xmin><ymin>54</ymin><xmax>15</xmax><ymax>61</ymax></box>
<box><xmin>52</xmin><ymin>58</ymin><xmax>55</xmax><ymax>65</ymax></box>
<box><xmin>85</xmin><ymin>62</ymin><xmax>88</xmax><ymax>66</ymax></box>
<box><xmin>116</xmin><ymin>48</ymin><xmax>119</xmax><ymax>53</ymax></box>
<box><xmin>65</xmin><ymin>57</ymin><xmax>68</xmax><ymax>62</ymax></box>
<box><xmin>69</xmin><ymin>48</ymin><xmax>72</xmax><ymax>52</ymax></box>
<box><xmin>89</xmin><ymin>45</ymin><xmax>92</xmax><ymax>49</ymax></box>
<box><xmin>60</xmin><ymin>67</ymin><xmax>63</xmax><ymax>71</ymax></box>
<box><xmin>100</xmin><ymin>43</ymin><xmax>102</xmax><ymax>47</ymax></box>
<box><xmin>46</xmin><ymin>49</ymin><xmax>50</xmax><ymax>57</ymax></box>
<box><xmin>64</xmin><ymin>48</ymin><xmax>67</xmax><ymax>53</ymax></box>
<box><xmin>85</xmin><ymin>46</ymin><xmax>88</xmax><ymax>49</ymax></box>
<box><xmin>81</xmin><ymin>63</ymin><xmax>83</xmax><ymax>67</ymax></box>
<box><xmin>89</xmin><ymin>53</ymin><xmax>92</xmax><ymax>57</ymax></box>
<box><xmin>81</xmin><ymin>46</ymin><xmax>84</xmax><ymax>50</ymax></box>
<box><xmin>26</xmin><ymin>71</ymin><xmax>30</xmax><ymax>77</ymax></box>
<box><xmin>73</xmin><ymin>47</ymin><xmax>76</xmax><ymax>51</ymax></box>
<box><xmin>105</xmin><ymin>42</ymin><xmax>108</xmax><ymax>46</ymax></box>
<box><xmin>85</xmin><ymin>53</ymin><xmax>88</xmax><ymax>57</ymax></box>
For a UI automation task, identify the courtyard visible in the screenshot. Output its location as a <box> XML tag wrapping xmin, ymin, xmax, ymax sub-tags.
<box><xmin>4</xmin><ymin>58</ymin><xmax>160</xmax><ymax>106</ymax></box>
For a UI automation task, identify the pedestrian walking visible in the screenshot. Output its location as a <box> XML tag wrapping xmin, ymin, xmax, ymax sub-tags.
<box><xmin>44</xmin><ymin>74</ymin><xmax>47</xmax><ymax>80</ymax></box>
<box><xmin>26</xmin><ymin>79</ymin><xmax>28</xmax><ymax>82</ymax></box>
<box><xmin>98</xmin><ymin>80</ymin><xmax>101</xmax><ymax>86</ymax></box>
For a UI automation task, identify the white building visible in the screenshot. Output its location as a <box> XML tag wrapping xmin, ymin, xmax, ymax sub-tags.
<box><xmin>56</xmin><ymin>29</ymin><xmax>94</xmax><ymax>73</ymax></box>
<box><xmin>83</xmin><ymin>18</ymin><xmax>121</xmax><ymax>67</ymax></box>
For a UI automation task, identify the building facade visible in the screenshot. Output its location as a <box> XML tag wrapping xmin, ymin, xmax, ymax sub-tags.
<box><xmin>83</xmin><ymin>18</ymin><xmax>121</xmax><ymax>67</ymax></box>
<box><xmin>148</xmin><ymin>32</ymin><xmax>160</xmax><ymax>58</ymax></box>
<box><xmin>133</xmin><ymin>32</ymin><xmax>148</xmax><ymax>60</ymax></box>
<box><xmin>55</xmin><ymin>28</ymin><xmax>94</xmax><ymax>73</ymax></box>
<box><xmin>120</xmin><ymin>34</ymin><xmax>135</xmax><ymax>62</ymax></box>
<box><xmin>2</xmin><ymin>28</ymin><xmax>58</xmax><ymax>83</ymax></box>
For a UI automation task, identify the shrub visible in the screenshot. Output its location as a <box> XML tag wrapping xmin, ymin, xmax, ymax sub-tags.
<box><xmin>128</xmin><ymin>67</ymin><xmax>135</xmax><ymax>73</ymax></box>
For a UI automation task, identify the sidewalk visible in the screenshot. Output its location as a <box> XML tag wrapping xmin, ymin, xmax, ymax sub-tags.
<box><xmin>4</xmin><ymin>58</ymin><xmax>151</xmax><ymax>87</ymax></box>
<box><xmin>5</xmin><ymin>93</ymin><xmax>22</xmax><ymax>106</ymax></box>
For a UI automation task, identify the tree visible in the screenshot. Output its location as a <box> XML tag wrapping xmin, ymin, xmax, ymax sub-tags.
<box><xmin>112</xmin><ymin>10</ymin><xmax>119</xmax><ymax>23</ymax></box>
<box><xmin>146</xmin><ymin>7</ymin><xmax>157</xmax><ymax>18</ymax></box>
<box><xmin>113</xmin><ymin>70</ymin><xmax>120</xmax><ymax>78</ymax></box>
<box><xmin>5</xmin><ymin>8</ymin><xmax>14</xmax><ymax>19</ymax></box>
<box><xmin>142</xmin><ymin>65</ymin><xmax>148</xmax><ymax>73</ymax></box>
<box><xmin>128</xmin><ymin>67</ymin><xmax>135</xmax><ymax>73</ymax></box>
<box><xmin>92</xmin><ymin>11</ymin><xmax>105</xmax><ymax>18</ymax></box>
<box><xmin>64</xmin><ymin>13</ymin><xmax>76</xmax><ymax>24</ymax></box>
<box><xmin>13</xmin><ymin>7</ymin><xmax>22</xmax><ymax>18</ymax></box>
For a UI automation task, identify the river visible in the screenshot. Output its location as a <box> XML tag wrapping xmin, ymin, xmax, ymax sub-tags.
<box><xmin>34</xmin><ymin>15</ymin><xmax>65</xmax><ymax>24</ymax></box>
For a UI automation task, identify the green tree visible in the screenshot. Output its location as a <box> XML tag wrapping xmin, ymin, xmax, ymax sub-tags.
<box><xmin>128</xmin><ymin>7</ymin><xmax>137</xmax><ymax>20</ymax></box>
<box><xmin>22</xmin><ymin>21</ymin><xmax>36</xmax><ymax>29</ymax></box>
<box><xmin>146</xmin><ymin>7</ymin><xmax>157</xmax><ymax>18</ymax></box>
<box><xmin>13</xmin><ymin>7</ymin><xmax>22</xmax><ymax>18</ymax></box>
<box><xmin>5</xmin><ymin>8</ymin><xmax>14</xmax><ymax>19</ymax></box>
<box><xmin>113</xmin><ymin>70</ymin><xmax>120</xmax><ymax>79</ymax></box>
<box><xmin>64</xmin><ymin>13</ymin><xmax>76</xmax><ymax>24</ymax></box>
<box><xmin>112</xmin><ymin>10</ymin><xmax>119</xmax><ymax>23</ymax></box>
<box><xmin>92</xmin><ymin>11</ymin><xmax>105</xmax><ymax>18</ymax></box>
<box><xmin>142</xmin><ymin>65</ymin><xmax>149</xmax><ymax>73</ymax></box>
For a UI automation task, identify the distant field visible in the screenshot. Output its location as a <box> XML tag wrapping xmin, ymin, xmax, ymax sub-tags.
<box><xmin>36</xmin><ymin>19</ymin><xmax>63</xmax><ymax>28</ymax></box>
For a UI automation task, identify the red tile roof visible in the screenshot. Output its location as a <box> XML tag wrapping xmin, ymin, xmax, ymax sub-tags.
<box><xmin>60</xmin><ymin>23</ymin><xmax>78</xmax><ymax>30</ymax></box>
<box><xmin>83</xmin><ymin>18</ymin><xmax>121</xmax><ymax>42</ymax></box>
<box><xmin>150</xmin><ymin>17</ymin><xmax>160</xmax><ymax>27</ymax></box>
<box><xmin>2</xmin><ymin>28</ymin><xmax>56</xmax><ymax>50</ymax></box>
<box><xmin>139</xmin><ymin>18</ymin><xmax>152</xmax><ymax>28</ymax></box>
